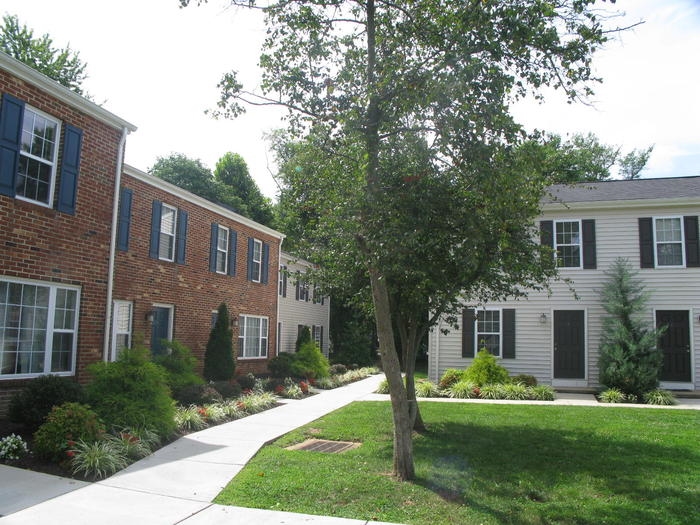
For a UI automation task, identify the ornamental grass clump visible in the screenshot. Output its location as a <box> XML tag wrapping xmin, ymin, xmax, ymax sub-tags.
<box><xmin>501</xmin><ymin>382</ymin><xmax>529</xmax><ymax>400</ymax></box>
<box><xmin>174</xmin><ymin>405</ymin><xmax>208</xmax><ymax>432</ymax></box>
<box><xmin>70</xmin><ymin>440</ymin><xmax>128</xmax><ymax>480</ymax></box>
<box><xmin>415</xmin><ymin>380</ymin><xmax>440</xmax><ymax>398</ymax></box>
<box><xmin>529</xmin><ymin>385</ymin><xmax>555</xmax><ymax>401</ymax></box>
<box><xmin>106</xmin><ymin>430</ymin><xmax>152</xmax><ymax>460</ymax></box>
<box><xmin>446</xmin><ymin>380</ymin><xmax>479</xmax><ymax>399</ymax></box>
<box><xmin>598</xmin><ymin>387</ymin><xmax>628</xmax><ymax>404</ymax></box>
<box><xmin>643</xmin><ymin>389</ymin><xmax>677</xmax><ymax>406</ymax></box>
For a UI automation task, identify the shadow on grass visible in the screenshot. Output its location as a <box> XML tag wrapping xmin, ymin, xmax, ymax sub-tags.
<box><xmin>412</xmin><ymin>411</ymin><xmax>699</xmax><ymax>525</ymax></box>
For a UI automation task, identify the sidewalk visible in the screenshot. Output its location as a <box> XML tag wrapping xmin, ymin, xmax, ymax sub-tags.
<box><xmin>1</xmin><ymin>377</ymin><xmax>698</xmax><ymax>524</ymax></box>
<box><xmin>0</xmin><ymin>374</ymin><xmax>399</xmax><ymax>525</ymax></box>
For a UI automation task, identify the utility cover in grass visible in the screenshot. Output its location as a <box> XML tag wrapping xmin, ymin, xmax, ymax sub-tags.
<box><xmin>286</xmin><ymin>439</ymin><xmax>359</xmax><ymax>453</ymax></box>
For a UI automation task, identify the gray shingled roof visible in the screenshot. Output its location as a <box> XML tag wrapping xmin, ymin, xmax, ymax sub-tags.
<box><xmin>544</xmin><ymin>176</ymin><xmax>700</xmax><ymax>204</ymax></box>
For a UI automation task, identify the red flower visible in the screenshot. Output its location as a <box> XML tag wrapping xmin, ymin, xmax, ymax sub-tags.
<box><xmin>274</xmin><ymin>385</ymin><xmax>285</xmax><ymax>394</ymax></box>
<box><xmin>66</xmin><ymin>450</ymin><xmax>75</xmax><ymax>458</ymax></box>
<box><xmin>299</xmin><ymin>381</ymin><xmax>309</xmax><ymax>394</ymax></box>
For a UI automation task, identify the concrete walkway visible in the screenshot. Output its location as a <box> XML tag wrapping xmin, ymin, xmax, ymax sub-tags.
<box><xmin>1</xmin><ymin>377</ymin><xmax>698</xmax><ymax>524</ymax></box>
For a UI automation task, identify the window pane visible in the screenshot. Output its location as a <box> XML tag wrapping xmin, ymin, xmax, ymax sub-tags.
<box><xmin>51</xmin><ymin>332</ymin><xmax>73</xmax><ymax>372</ymax></box>
<box><xmin>657</xmin><ymin>243</ymin><xmax>683</xmax><ymax>266</ymax></box>
<box><xmin>656</xmin><ymin>218</ymin><xmax>681</xmax><ymax>242</ymax></box>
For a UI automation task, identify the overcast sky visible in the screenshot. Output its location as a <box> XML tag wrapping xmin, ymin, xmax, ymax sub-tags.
<box><xmin>3</xmin><ymin>0</ymin><xmax>700</xmax><ymax>199</ymax></box>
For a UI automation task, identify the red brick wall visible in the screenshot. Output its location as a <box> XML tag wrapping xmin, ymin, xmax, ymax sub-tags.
<box><xmin>0</xmin><ymin>70</ymin><xmax>123</xmax><ymax>413</ymax></box>
<box><xmin>114</xmin><ymin>173</ymin><xmax>280</xmax><ymax>378</ymax></box>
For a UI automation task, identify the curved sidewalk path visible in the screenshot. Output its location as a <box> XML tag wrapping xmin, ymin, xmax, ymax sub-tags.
<box><xmin>1</xmin><ymin>376</ymin><xmax>698</xmax><ymax>524</ymax></box>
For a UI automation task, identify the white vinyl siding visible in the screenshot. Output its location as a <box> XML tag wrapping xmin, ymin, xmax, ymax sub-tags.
<box><xmin>0</xmin><ymin>278</ymin><xmax>79</xmax><ymax>378</ymax></box>
<box><xmin>17</xmin><ymin>106</ymin><xmax>60</xmax><ymax>207</ymax></box>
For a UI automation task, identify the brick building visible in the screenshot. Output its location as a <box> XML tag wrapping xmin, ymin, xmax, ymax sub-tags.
<box><xmin>0</xmin><ymin>53</ymin><xmax>136</xmax><ymax>412</ymax></box>
<box><xmin>113</xmin><ymin>166</ymin><xmax>283</xmax><ymax>377</ymax></box>
<box><xmin>0</xmin><ymin>53</ymin><xmax>285</xmax><ymax>413</ymax></box>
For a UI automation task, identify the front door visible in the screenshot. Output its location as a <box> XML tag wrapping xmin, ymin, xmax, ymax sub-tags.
<box><xmin>656</xmin><ymin>310</ymin><xmax>691</xmax><ymax>382</ymax></box>
<box><xmin>553</xmin><ymin>310</ymin><xmax>585</xmax><ymax>379</ymax></box>
<box><xmin>150</xmin><ymin>306</ymin><xmax>171</xmax><ymax>356</ymax></box>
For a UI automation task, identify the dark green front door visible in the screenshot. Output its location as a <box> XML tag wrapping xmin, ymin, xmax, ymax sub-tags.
<box><xmin>656</xmin><ymin>310</ymin><xmax>691</xmax><ymax>382</ymax></box>
<box><xmin>553</xmin><ymin>310</ymin><xmax>585</xmax><ymax>379</ymax></box>
<box><xmin>150</xmin><ymin>307</ymin><xmax>171</xmax><ymax>356</ymax></box>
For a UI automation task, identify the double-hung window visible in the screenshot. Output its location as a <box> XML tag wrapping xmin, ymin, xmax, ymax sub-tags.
<box><xmin>555</xmin><ymin>220</ymin><xmax>581</xmax><ymax>268</ymax></box>
<box><xmin>250</xmin><ymin>239</ymin><xmax>262</xmax><ymax>282</ymax></box>
<box><xmin>0</xmin><ymin>278</ymin><xmax>79</xmax><ymax>377</ymax></box>
<box><xmin>18</xmin><ymin>106</ymin><xmax>60</xmax><ymax>207</ymax></box>
<box><xmin>216</xmin><ymin>225</ymin><xmax>229</xmax><ymax>274</ymax></box>
<box><xmin>238</xmin><ymin>315</ymin><xmax>268</xmax><ymax>358</ymax></box>
<box><xmin>111</xmin><ymin>301</ymin><xmax>132</xmax><ymax>360</ymax></box>
<box><xmin>654</xmin><ymin>217</ymin><xmax>684</xmax><ymax>267</ymax></box>
<box><xmin>476</xmin><ymin>309</ymin><xmax>501</xmax><ymax>357</ymax></box>
<box><xmin>159</xmin><ymin>204</ymin><xmax>177</xmax><ymax>262</ymax></box>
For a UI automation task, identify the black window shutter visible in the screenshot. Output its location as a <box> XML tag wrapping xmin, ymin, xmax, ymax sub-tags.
<box><xmin>149</xmin><ymin>200</ymin><xmax>162</xmax><ymax>259</ymax></box>
<box><xmin>282</xmin><ymin>268</ymin><xmax>287</xmax><ymax>297</ymax></box>
<box><xmin>261</xmin><ymin>242</ymin><xmax>270</xmax><ymax>284</ymax></box>
<box><xmin>582</xmin><ymin>219</ymin><xmax>597</xmax><ymax>269</ymax></box>
<box><xmin>209</xmin><ymin>223</ymin><xmax>218</xmax><ymax>272</ymax></box>
<box><xmin>295</xmin><ymin>278</ymin><xmax>300</xmax><ymax>300</ymax></box>
<box><xmin>684</xmin><ymin>216</ymin><xmax>700</xmax><ymax>267</ymax></box>
<box><xmin>502</xmin><ymin>309</ymin><xmax>516</xmax><ymax>359</ymax></box>
<box><xmin>175</xmin><ymin>209</ymin><xmax>188</xmax><ymax>264</ymax></box>
<box><xmin>228</xmin><ymin>229</ymin><xmax>238</xmax><ymax>276</ymax></box>
<box><xmin>638</xmin><ymin>217</ymin><xmax>654</xmax><ymax>268</ymax></box>
<box><xmin>540</xmin><ymin>220</ymin><xmax>554</xmax><ymax>248</ymax></box>
<box><xmin>462</xmin><ymin>308</ymin><xmax>475</xmax><ymax>358</ymax></box>
<box><xmin>320</xmin><ymin>326</ymin><xmax>324</xmax><ymax>353</ymax></box>
<box><xmin>116</xmin><ymin>187</ymin><xmax>133</xmax><ymax>251</ymax></box>
<box><xmin>247</xmin><ymin>237</ymin><xmax>255</xmax><ymax>281</ymax></box>
<box><xmin>0</xmin><ymin>94</ymin><xmax>24</xmax><ymax>197</ymax></box>
<box><xmin>56</xmin><ymin>124</ymin><xmax>83</xmax><ymax>214</ymax></box>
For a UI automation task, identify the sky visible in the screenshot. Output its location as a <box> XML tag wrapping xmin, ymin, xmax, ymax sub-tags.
<box><xmin>2</xmin><ymin>0</ymin><xmax>700</xmax><ymax>199</ymax></box>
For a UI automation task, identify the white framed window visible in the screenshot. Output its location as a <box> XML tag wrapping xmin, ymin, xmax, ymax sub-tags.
<box><xmin>476</xmin><ymin>309</ymin><xmax>501</xmax><ymax>357</ymax></box>
<box><xmin>278</xmin><ymin>265</ymin><xmax>287</xmax><ymax>296</ymax></box>
<box><xmin>111</xmin><ymin>301</ymin><xmax>132</xmax><ymax>360</ymax></box>
<box><xmin>216</xmin><ymin>225</ymin><xmax>229</xmax><ymax>274</ymax></box>
<box><xmin>159</xmin><ymin>204</ymin><xmax>177</xmax><ymax>262</ymax></box>
<box><xmin>312</xmin><ymin>325</ymin><xmax>322</xmax><ymax>347</ymax></box>
<box><xmin>17</xmin><ymin>106</ymin><xmax>60</xmax><ymax>207</ymax></box>
<box><xmin>0</xmin><ymin>277</ymin><xmax>79</xmax><ymax>378</ymax></box>
<box><xmin>239</xmin><ymin>314</ymin><xmax>268</xmax><ymax>358</ymax></box>
<box><xmin>554</xmin><ymin>220</ymin><xmax>582</xmax><ymax>268</ymax></box>
<box><xmin>654</xmin><ymin>217</ymin><xmax>684</xmax><ymax>267</ymax></box>
<box><xmin>251</xmin><ymin>239</ymin><xmax>262</xmax><ymax>283</ymax></box>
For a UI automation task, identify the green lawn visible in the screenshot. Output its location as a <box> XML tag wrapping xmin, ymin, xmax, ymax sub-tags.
<box><xmin>216</xmin><ymin>402</ymin><xmax>700</xmax><ymax>525</ymax></box>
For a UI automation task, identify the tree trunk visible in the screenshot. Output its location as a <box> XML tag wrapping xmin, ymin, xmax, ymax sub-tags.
<box><xmin>368</xmin><ymin>267</ymin><xmax>415</xmax><ymax>481</ymax></box>
<box><xmin>403</xmin><ymin>331</ymin><xmax>426</xmax><ymax>432</ymax></box>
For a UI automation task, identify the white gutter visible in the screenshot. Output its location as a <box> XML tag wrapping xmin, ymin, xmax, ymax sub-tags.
<box><xmin>103</xmin><ymin>127</ymin><xmax>129</xmax><ymax>361</ymax></box>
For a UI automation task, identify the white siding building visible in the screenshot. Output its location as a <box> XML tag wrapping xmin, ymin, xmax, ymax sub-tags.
<box><xmin>429</xmin><ymin>177</ymin><xmax>700</xmax><ymax>392</ymax></box>
<box><xmin>277</xmin><ymin>253</ymin><xmax>331</xmax><ymax>356</ymax></box>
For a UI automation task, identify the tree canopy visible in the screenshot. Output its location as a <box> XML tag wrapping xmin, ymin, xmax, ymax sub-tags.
<box><xmin>0</xmin><ymin>14</ymin><xmax>88</xmax><ymax>95</ymax></box>
<box><xmin>185</xmin><ymin>0</ymin><xmax>626</xmax><ymax>480</ymax></box>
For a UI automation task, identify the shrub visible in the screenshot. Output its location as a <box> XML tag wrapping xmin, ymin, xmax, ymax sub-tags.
<box><xmin>9</xmin><ymin>375</ymin><xmax>85</xmax><ymax>431</ymax></box>
<box><xmin>511</xmin><ymin>374</ymin><xmax>538</xmax><ymax>387</ymax></box>
<box><xmin>268</xmin><ymin>352</ymin><xmax>297</xmax><ymax>378</ymax></box>
<box><xmin>203</xmin><ymin>303</ymin><xmax>235</xmax><ymax>381</ymax></box>
<box><xmin>529</xmin><ymin>385</ymin><xmax>555</xmax><ymax>401</ymax></box>
<box><xmin>174</xmin><ymin>405</ymin><xmax>208</xmax><ymax>432</ymax></box>
<box><xmin>0</xmin><ymin>434</ymin><xmax>28</xmax><ymax>462</ymax></box>
<box><xmin>446</xmin><ymin>380</ymin><xmax>479</xmax><ymax>399</ymax></box>
<box><xmin>210</xmin><ymin>380</ymin><xmax>242</xmax><ymax>400</ymax></box>
<box><xmin>438</xmin><ymin>368</ymin><xmax>465</xmax><ymax>390</ymax></box>
<box><xmin>153</xmin><ymin>340</ymin><xmax>204</xmax><ymax>398</ymax></box>
<box><xmin>464</xmin><ymin>349</ymin><xmax>510</xmax><ymax>386</ymax></box>
<box><xmin>643</xmin><ymin>389</ymin><xmax>677</xmax><ymax>406</ymax></box>
<box><xmin>598</xmin><ymin>387</ymin><xmax>628</xmax><ymax>404</ymax></box>
<box><xmin>85</xmin><ymin>347</ymin><xmax>176</xmax><ymax>438</ymax></box>
<box><xmin>329</xmin><ymin>363</ymin><xmax>348</xmax><ymax>376</ymax></box>
<box><xmin>415</xmin><ymin>380</ymin><xmax>441</xmax><ymax>398</ymax></box>
<box><xmin>236</xmin><ymin>373</ymin><xmax>256</xmax><ymax>391</ymax></box>
<box><xmin>296</xmin><ymin>325</ymin><xmax>312</xmax><ymax>353</ymax></box>
<box><xmin>292</xmin><ymin>341</ymin><xmax>330</xmax><ymax>379</ymax></box>
<box><xmin>33</xmin><ymin>402</ymin><xmax>105</xmax><ymax>462</ymax></box>
<box><xmin>598</xmin><ymin>259</ymin><xmax>664</xmax><ymax>399</ymax></box>
<box><xmin>70</xmin><ymin>440</ymin><xmax>128</xmax><ymax>480</ymax></box>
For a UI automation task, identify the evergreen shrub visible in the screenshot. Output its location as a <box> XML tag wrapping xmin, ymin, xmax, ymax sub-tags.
<box><xmin>153</xmin><ymin>340</ymin><xmax>204</xmax><ymax>399</ymax></box>
<box><xmin>203</xmin><ymin>303</ymin><xmax>235</xmax><ymax>381</ymax></box>
<box><xmin>9</xmin><ymin>375</ymin><xmax>85</xmax><ymax>431</ymax></box>
<box><xmin>463</xmin><ymin>349</ymin><xmax>510</xmax><ymax>386</ymax></box>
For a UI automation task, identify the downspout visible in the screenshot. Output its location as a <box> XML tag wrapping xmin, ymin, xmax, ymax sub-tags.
<box><xmin>103</xmin><ymin>127</ymin><xmax>129</xmax><ymax>361</ymax></box>
<box><xmin>276</xmin><ymin>238</ymin><xmax>284</xmax><ymax>357</ymax></box>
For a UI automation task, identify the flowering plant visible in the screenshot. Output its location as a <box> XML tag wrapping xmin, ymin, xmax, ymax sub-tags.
<box><xmin>0</xmin><ymin>433</ymin><xmax>29</xmax><ymax>462</ymax></box>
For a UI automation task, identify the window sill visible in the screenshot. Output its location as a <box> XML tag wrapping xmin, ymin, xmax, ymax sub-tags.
<box><xmin>237</xmin><ymin>356</ymin><xmax>268</xmax><ymax>360</ymax></box>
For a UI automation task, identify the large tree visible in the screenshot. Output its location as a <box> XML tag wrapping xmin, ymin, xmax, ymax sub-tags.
<box><xmin>214</xmin><ymin>152</ymin><xmax>275</xmax><ymax>225</ymax></box>
<box><xmin>0</xmin><ymin>14</ymin><xmax>88</xmax><ymax>95</ymax></box>
<box><xmin>183</xmin><ymin>0</ymin><xmax>624</xmax><ymax>480</ymax></box>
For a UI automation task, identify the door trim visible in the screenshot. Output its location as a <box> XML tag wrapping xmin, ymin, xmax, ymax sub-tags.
<box><xmin>654</xmin><ymin>307</ymin><xmax>694</xmax><ymax>388</ymax></box>
<box><xmin>551</xmin><ymin>308</ymin><xmax>588</xmax><ymax>385</ymax></box>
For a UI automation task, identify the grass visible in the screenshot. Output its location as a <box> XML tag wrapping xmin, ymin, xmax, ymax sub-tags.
<box><xmin>215</xmin><ymin>402</ymin><xmax>700</xmax><ymax>525</ymax></box>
